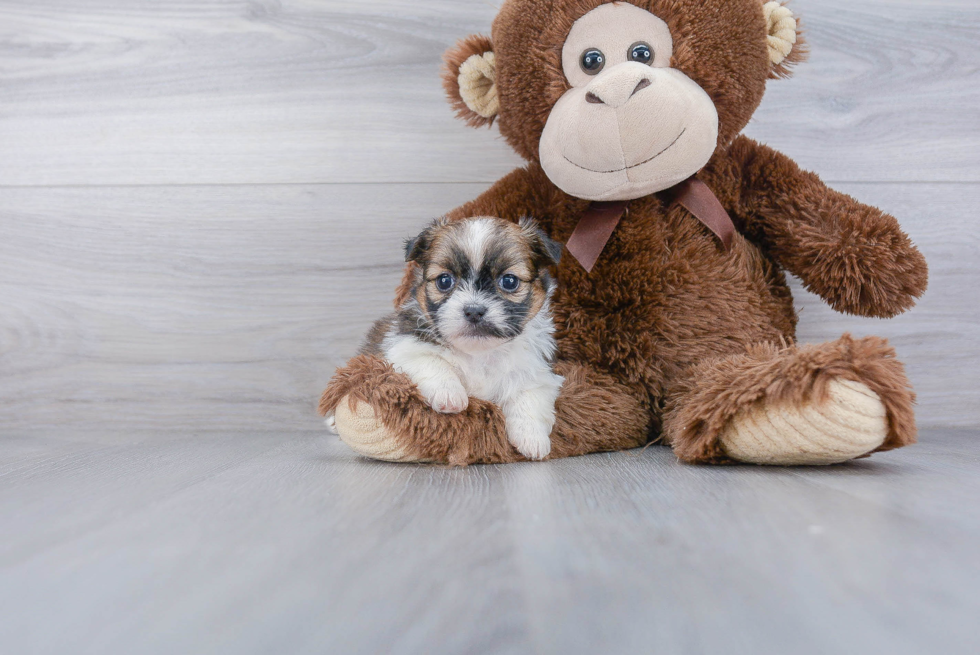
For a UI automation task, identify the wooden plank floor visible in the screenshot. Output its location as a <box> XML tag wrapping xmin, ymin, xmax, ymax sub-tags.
<box><xmin>1</xmin><ymin>430</ymin><xmax>979</xmax><ymax>654</ymax></box>
<box><xmin>2</xmin><ymin>1</ymin><xmax>979</xmax><ymax>653</ymax></box>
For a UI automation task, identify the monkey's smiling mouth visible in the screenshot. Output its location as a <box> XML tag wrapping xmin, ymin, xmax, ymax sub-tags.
<box><xmin>563</xmin><ymin>128</ymin><xmax>687</xmax><ymax>174</ymax></box>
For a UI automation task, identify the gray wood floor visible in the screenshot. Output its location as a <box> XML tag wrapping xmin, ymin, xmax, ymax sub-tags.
<box><xmin>2</xmin><ymin>430</ymin><xmax>979</xmax><ymax>654</ymax></box>
<box><xmin>1</xmin><ymin>1</ymin><xmax>979</xmax><ymax>653</ymax></box>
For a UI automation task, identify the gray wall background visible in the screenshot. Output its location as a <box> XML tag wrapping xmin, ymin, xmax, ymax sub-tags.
<box><xmin>1</xmin><ymin>0</ymin><xmax>978</xmax><ymax>434</ymax></box>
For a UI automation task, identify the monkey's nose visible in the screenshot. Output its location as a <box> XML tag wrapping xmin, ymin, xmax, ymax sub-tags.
<box><xmin>585</xmin><ymin>65</ymin><xmax>653</xmax><ymax>108</ymax></box>
<box><xmin>463</xmin><ymin>304</ymin><xmax>487</xmax><ymax>324</ymax></box>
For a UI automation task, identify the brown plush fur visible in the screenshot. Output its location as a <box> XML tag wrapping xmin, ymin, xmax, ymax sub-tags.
<box><xmin>321</xmin><ymin>0</ymin><xmax>927</xmax><ymax>465</ymax></box>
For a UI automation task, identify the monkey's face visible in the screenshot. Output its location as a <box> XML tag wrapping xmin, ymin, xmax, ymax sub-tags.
<box><xmin>538</xmin><ymin>3</ymin><xmax>719</xmax><ymax>201</ymax></box>
<box><xmin>444</xmin><ymin>0</ymin><xmax>803</xmax><ymax>201</ymax></box>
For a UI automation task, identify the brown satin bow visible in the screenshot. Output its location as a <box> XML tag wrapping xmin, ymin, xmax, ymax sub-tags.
<box><xmin>564</xmin><ymin>177</ymin><xmax>736</xmax><ymax>273</ymax></box>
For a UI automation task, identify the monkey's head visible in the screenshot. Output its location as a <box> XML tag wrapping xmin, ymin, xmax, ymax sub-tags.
<box><xmin>444</xmin><ymin>0</ymin><xmax>804</xmax><ymax>202</ymax></box>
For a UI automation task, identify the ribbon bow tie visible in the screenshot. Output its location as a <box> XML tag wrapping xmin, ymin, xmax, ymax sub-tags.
<box><xmin>564</xmin><ymin>177</ymin><xmax>736</xmax><ymax>273</ymax></box>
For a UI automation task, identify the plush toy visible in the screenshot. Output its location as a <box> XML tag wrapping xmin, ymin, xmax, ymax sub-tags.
<box><xmin>319</xmin><ymin>0</ymin><xmax>928</xmax><ymax>466</ymax></box>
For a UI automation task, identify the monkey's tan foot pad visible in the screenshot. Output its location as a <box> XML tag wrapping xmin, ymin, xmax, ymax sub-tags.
<box><xmin>333</xmin><ymin>397</ymin><xmax>427</xmax><ymax>463</ymax></box>
<box><xmin>720</xmin><ymin>379</ymin><xmax>888</xmax><ymax>466</ymax></box>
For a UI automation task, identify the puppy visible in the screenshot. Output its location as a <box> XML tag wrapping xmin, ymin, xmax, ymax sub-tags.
<box><xmin>327</xmin><ymin>216</ymin><xmax>565</xmax><ymax>460</ymax></box>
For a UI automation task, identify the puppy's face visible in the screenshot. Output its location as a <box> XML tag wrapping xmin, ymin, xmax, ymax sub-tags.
<box><xmin>405</xmin><ymin>217</ymin><xmax>562</xmax><ymax>351</ymax></box>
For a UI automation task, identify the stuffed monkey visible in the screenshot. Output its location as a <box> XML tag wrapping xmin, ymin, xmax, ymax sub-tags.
<box><xmin>320</xmin><ymin>0</ymin><xmax>928</xmax><ymax>466</ymax></box>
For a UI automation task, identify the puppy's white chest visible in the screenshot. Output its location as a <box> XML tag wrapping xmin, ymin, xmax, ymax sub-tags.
<box><xmin>455</xmin><ymin>352</ymin><xmax>517</xmax><ymax>401</ymax></box>
<box><xmin>451</xmin><ymin>321</ymin><xmax>558</xmax><ymax>404</ymax></box>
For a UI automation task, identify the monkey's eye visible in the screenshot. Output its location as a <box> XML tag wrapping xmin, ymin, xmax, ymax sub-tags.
<box><xmin>435</xmin><ymin>274</ymin><xmax>455</xmax><ymax>292</ymax></box>
<box><xmin>498</xmin><ymin>274</ymin><xmax>520</xmax><ymax>293</ymax></box>
<box><xmin>629</xmin><ymin>42</ymin><xmax>653</xmax><ymax>65</ymax></box>
<box><xmin>580</xmin><ymin>49</ymin><xmax>605</xmax><ymax>75</ymax></box>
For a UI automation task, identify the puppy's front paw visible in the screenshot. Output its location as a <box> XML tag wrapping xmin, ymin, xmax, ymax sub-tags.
<box><xmin>424</xmin><ymin>382</ymin><xmax>469</xmax><ymax>414</ymax></box>
<box><xmin>507</xmin><ymin>423</ymin><xmax>552</xmax><ymax>461</ymax></box>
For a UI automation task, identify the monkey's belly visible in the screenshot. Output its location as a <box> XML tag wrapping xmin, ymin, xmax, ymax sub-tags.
<box><xmin>552</xmin><ymin>231</ymin><xmax>794</xmax><ymax>386</ymax></box>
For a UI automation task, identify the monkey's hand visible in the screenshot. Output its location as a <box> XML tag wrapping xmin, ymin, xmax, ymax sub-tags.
<box><xmin>777</xmin><ymin>202</ymin><xmax>929</xmax><ymax>318</ymax></box>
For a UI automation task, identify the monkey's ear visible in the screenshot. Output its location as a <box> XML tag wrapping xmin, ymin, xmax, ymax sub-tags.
<box><xmin>519</xmin><ymin>217</ymin><xmax>563</xmax><ymax>267</ymax></box>
<box><xmin>763</xmin><ymin>2</ymin><xmax>807</xmax><ymax>79</ymax></box>
<box><xmin>443</xmin><ymin>34</ymin><xmax>499</xmax><ymax>127</ymax></box>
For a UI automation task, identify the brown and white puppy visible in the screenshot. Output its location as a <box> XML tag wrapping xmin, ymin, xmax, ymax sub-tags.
<box><xmin>328</xmin><ymin>216</ymin><xmax>564</xmax><ymax>460</ymax></box>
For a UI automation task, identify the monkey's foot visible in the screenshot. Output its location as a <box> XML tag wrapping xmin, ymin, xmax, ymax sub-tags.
<box><xmin>667</xmin><ymin>335</ymin><xmax>916</xmax><ymax>465</ymax></box>
<box><xmin>333</xmin><ymin>398</ymin><xmax>424</xmax><ymax>463</ymax></box>
<box><xmin>719</xmin><ymin>378</ymin><xmax>888</xmax><ymax>465</ymax></box>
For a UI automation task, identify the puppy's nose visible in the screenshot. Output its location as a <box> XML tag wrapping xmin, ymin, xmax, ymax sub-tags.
<box><xmin>463</xmin><ymin>304</ymin><xmax>487</xmax><ymax>324</ymax></box>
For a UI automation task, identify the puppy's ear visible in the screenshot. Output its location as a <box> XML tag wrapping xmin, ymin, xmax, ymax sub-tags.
<box><xmin>404</xmin><ymin>217</ymin><xmax>449</xmax><ymax>264</ymax></box>
<box><xmin>404</xmin><ymin>234</ymin><xmax>427</xmax><ymax>264</ymax></box>
<box><xmin>443</xmin><ymin>34</ymin><xmax>498</xmax><ymax>127</ymax></box>
<box><xmin>519</xmin><ymin>217</ymin><xmax>563</xmax><ymax>267</ymax></box>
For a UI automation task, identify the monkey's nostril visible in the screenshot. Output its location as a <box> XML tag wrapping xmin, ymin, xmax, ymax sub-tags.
<box><xmin>585</xmin><ymin>92</ymin><xmax>604</xmax><ymax>105</ymax></box>
<box><xmin>631</xmin><ymin>79</ymin><xmax>652</xmax><ymax>97</ymax></box>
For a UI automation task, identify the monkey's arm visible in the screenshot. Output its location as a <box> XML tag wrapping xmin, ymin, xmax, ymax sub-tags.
<box><xmin>720</xmin><ymin>136</ymin><xmax>928</xmax><ymax>318</ymax></box>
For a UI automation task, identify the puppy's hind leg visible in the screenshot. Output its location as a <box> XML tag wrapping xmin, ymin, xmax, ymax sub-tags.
<box><xmin>324</xmin><ymin>410</ymin><xmax>339</xmax><ymax>435</ymax></box>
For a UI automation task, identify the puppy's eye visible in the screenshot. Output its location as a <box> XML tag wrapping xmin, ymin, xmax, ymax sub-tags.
<box><xmin>435</xmin><ymin>274</ymin><xmax>455</xmax><ymax>292</ymax></box>
<box><xmin>629</xmin><ymin>42</ymin><xmax>653</xmax><ymax>65</ymax></box>
<box><xmin>498</xmin><ymin>274</ymin><xmax>520</xmax><ymax>292</ymax></box>
<box><xmin>580</xmin><ymin>48</ymin><xmax>605</xmax><ymax>75</ymax></box>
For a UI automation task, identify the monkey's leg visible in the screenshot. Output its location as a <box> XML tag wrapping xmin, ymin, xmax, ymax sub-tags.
<box><xmin>319</xmin><ymin>355</ymin><xmax>651</xmax><ymax>465</ymax></box>
<box><xmin>664</xmin><ymin>335</ymin><xmax>917</xmax><ymax>465</ymax></box>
